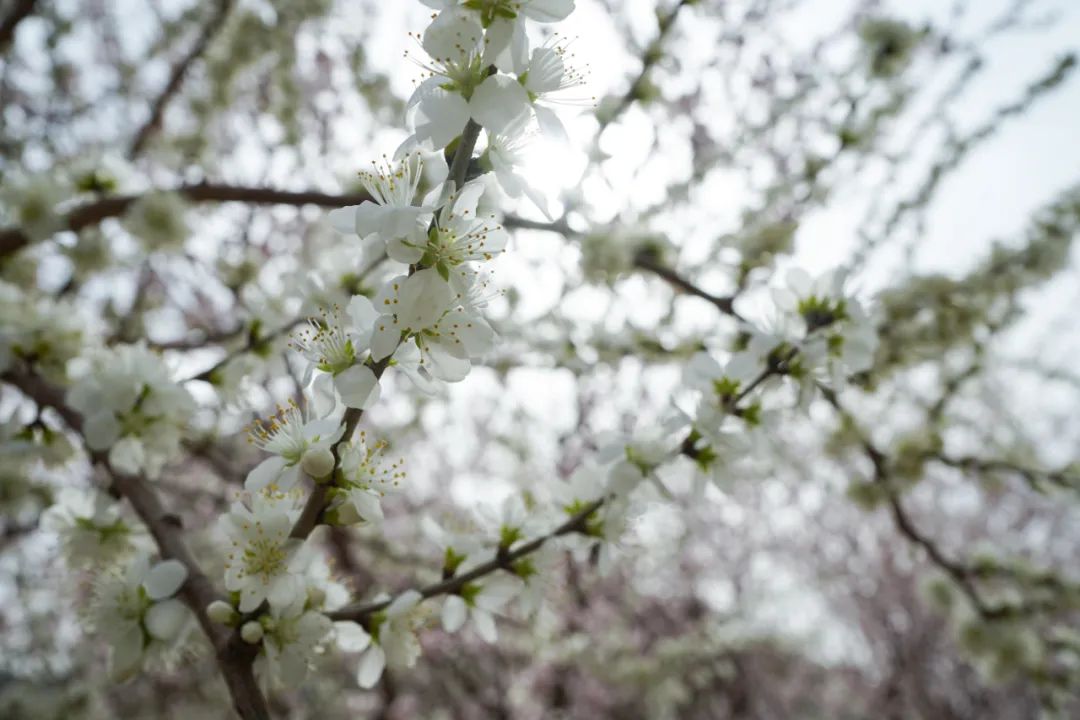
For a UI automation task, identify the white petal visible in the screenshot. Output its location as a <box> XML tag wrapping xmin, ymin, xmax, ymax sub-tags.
<box><xmin>348</xmin><ymin>295</ymin><xmax>379</xmax><ymax>334</ymax></box>
<box><xmin>450</xmin><ymin>180</ymin><xmax>486</xmax><ymax>219</ymax></box>
<box><xmin>442</xmin><ymin>595</ymin><xmax>467</xmax><ymax>632</ymax></box>
<box><xmin>246</xmin><ymin>455</ymin><xmax>288</xmax><ymax>492</ymax></box>
<box><xmin>335</xmin><ymin>622</ymin><xmax>372</xmax><ymax>653</ymax></box>
<box><xmin>239</xmin><ymin>584</ymin><xmax>263</xmax><ymax>613</ymax></box>
<box><xmin>110</xmin><ymin>623</ymin><xmax>145</xmax><ymax>680</ymax></box>
<box><xmin>335</xmin><ymin>364</ymin><xmax>381</xmax><ymax>410</ymax></box>
<box><xmin>357</xmin><ymin>645</ymin><xmax>386</xmax><ymax>689</ymax></box>
<box><xmin>472</xmin><ymin>608</ymin><xmax>498</xmax><ymax>642</ymax></box>
<box><xmin>386</xmin><ymin>235</ymin><xmax>425</xmax><ymax>264</ymax></box>
<box><xmin>412</xmin><ymin>86</ymin><xmax>472</xmax><ymax>151</ymax></box>
<box><xmin>386</xmin><ymin>589</ymin><xmax>422</xmax><ymax>617</ymax></box>
<box><xmin>398</xmin><ymin>269</ymin><xmax>454</xmax><ymax>329</ymax></box>
<box><xmin>144</xmin><ymin>559</ymin><xmax>188</xmax><ymax>599</ymax></box>
<box><xmin>533</xmin><ymin>104</ymin><xmax>568</xmax><ymax>143</ymax></box>
<box><xmin>348</xmin><ymin>489</ymin><xmax>384</xmax><ymax>524</ymax></box>
<box><xmin>525</xmin><ymin>47</ymin><xmax>565</xmax><ymax>94</ymax></box>
<box><xmin>311</xmin><ymin>373</ymin><xmax>338</xmax><ymax>417</ymax></box>
<box><xmin>423</xmin><ymin>344</ymin><xmax>471</xmax><ymax>382</ymax></box>
<box><xmin>327</xmin><ymin>206</ymin><xmax>360</xmax><ymax>235</ymax></box>
<box><xmin>422</xmin><ymin>8</ymin><xmax>482</xmax><ymax>62</ymax></box>
<box><xmin>421</xmin><ymin>150</ymin><xmax>448</xmax><ymax>187</ymax></box>
<box><xmin>771</xmin><ymin>287</ymin><xmax>798</xmax><ymax>312</ymax></box>
<box><xmin>469</xmin><ymin>75</ymin><xmax>531</xmax><ymax>136</ymax></box>
<box><xmin>786</xmin><ymin>268</ymin><xmax>813</xmax><ymax>296</ymax></box>
<box><xmin>475</xmin><ymin>576</ymin><xmax>522</xmax><ymax>611</ymax></box>
<box><xmin>482</xmin><ymin>18</ymin><xmax>529</xmax><ymax>72</ymax></box>
<box><xmin>83</xmin><ymin>411</ymin><xmax>121</xmax><ymax>451</ymax></box>
<box><xmin>303</xmin><ymin>417</ymin><xmax>344</xmax><ymax>444</ymax></box>
<box><xmin>145</xmin><ymin>598</ymin><xmax>188</xmax><ymax>640</ymax></box>
<box><xmin>268</xmin><ymin>575</ymin><xmax>300</xmax><ymax>611</ymax></box>
<box><xmin>522</xmin><ymin>0</ymin><xmax>575</xmax><ymax>22</ymax></box>
<box><xmin>109</xmin><ymin>436</ymin><xmax>145</xmax><ymax>475</ymax></box>
<box><xmin>370</xmin><ymin>320</ymin><xmax>400</xmax><ymax>362</ymax></box>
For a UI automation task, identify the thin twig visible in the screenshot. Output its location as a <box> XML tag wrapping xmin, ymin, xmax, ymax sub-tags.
<box><xmin>0</xmin><ymin>183</ymin><xmax>373</xmax><ymax>259</ymax></box>
<box><xmin>128</xmin><ymin>1</ymin><xmax>234</xmax><ymax>158</ymax></box>
<box><xmin>328</xmin><ymin>499</ymin><xmax>604</xmax><ymax>622</ymax></box>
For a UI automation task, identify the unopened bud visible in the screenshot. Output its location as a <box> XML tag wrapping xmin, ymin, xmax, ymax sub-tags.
<box><xmin>301</xmin><ymin>447</ymin><xmax>335</xmax><ymax>479</ymax></box>
<box><xmin>207</xmin><ymin>600</ymin><xmax>238</xmax><ymax>626</ymax></box>
<box><xmin>240</xmin><ymin>621</ymin><xmax>264</xmax><ymax>644</ymax></box>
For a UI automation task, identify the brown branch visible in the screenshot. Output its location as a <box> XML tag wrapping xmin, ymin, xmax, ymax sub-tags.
<box><xmin>128</xmin><ymin>0</ymin><xmax>234</xmax><ymax>158</ymax></box>
<box><xmin>0</xmin><ymin>0</ymin><xmax>36</xmax><ymax>53</ymax></box>
<box><xmin>0</xmin><ymin>183</ymin><xmax>372</xmax><ymax>259</ymax></box>
<box><xmin>2</xmin><ymin>367</ymin><xmax>270</xmax><ymax>719</ymax></box>
<box><xmin>597</xmin><ymin>0</ymin><xmax>693</xmax><ymax>131</ymax></box>
<box><xmin>504</xmin><ymin>216</ymin><xmax>741</xmax><ymax>319</ymax></box>
<box><xmin>328</xmin><ymin>499</ymin><xmax>604</xmax><ymax>623</ymax></box>
<box><xmin>633</xmin><ymin>249</ymin><xmax>740</xmax><ymax>318</ymax></box>
<box><xmin>932</xmin><ymin>454</ymin><xmax>1077</xmax><ymax>494</ymax></box>
<box><xmin>819</xmin><ymin>386</ymin><xmax>1004</xmax><ymax>620</ymax></box>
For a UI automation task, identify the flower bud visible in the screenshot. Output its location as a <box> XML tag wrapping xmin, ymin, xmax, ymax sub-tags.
<box><xmin>206</xmin><ymin>600</ymin><xmax>238</xmax><ymax>626</ymax></box>
<box><xmin>301</xmin><ymin>447</ymin><xmax>335</xmax><ymax>479</ymax></box>
<box><xmin>240</xmin><ymin>621</ymin><xmax>264</xmax><ymax>644</ymax></box>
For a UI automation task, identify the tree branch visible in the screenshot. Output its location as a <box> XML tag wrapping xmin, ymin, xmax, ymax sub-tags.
<box><xmin>0</xmin><ymin>183</ymin><xmax>373</xmax><ymax>259</ymax></box>
<box><xmin>328</xmin><ymin>499</ymin><xmax>604</xmax><ymax>622</ymax></box>
<box><xmin>819</xmin><ymin>386</ymin><xmax>1003</xmax><ymax>620</ymax></box>
<box><xmin>505</xmin><ymin>215</ymin><xmax>741</xmax><ymax>319</ymax></box>
<box><xmin>1</xmin><ymin>367</ymin><xmax>270</xmax><ymax>719</ymax></box>
<box><xmin>128</xmin><ymin>0</ymin><xmax>234</xmax><ymax>158</ymax></box>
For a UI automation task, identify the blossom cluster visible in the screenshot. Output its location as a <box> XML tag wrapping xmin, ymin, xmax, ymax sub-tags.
<box><xmin>66</xmin><ymin>342</ymin><xmax>195</xmax><ymax>478</ymax></box>
<box><xmin>22</xmin><ymin>0</ymin><xmax>895</xmax><ymax>701</ymax></box>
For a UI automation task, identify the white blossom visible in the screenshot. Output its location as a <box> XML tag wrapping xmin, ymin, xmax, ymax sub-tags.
<box><xmin>66</xmin><ymin>342</ymin><xmax>195</xmax><ymax>479</ymax></box>
<box><xmin>405</xmin><ymin>9</ymin><xmax>531</xmax><ymax>150</ymax></box>
<box><xmin>256</xmin><ymin>605</ymin><xmax>333</xmax><ymax>687</ymax></box>
<box><xmin>370</xmin><ymin>269</ymin><xmax>495</xmax><ymax>382</ymax></box>
<box><xmin>484</xmin><ymin>117</ymin><xmax>552</xmax><ymax>217</ymax></box>
<box><xmin>441</xmin><ymin>574</ymin><xmax>523</xmax><ymax>642</ymax></box>
<box><xmin>290</xmin><ymin>298</ymin><xmax>382</xmax><ymax>412</ymax></box>
<box><xmin>385</xmin><ymin>180</ymin><xmax>509</xmax><ymax>278</ymax></box>
<box><xmin>337</xmin><ymin>589</ymin><xmax>427</xmax><ymax>689</ymax></box>
<box><xmin>221</xmin><ymin>494</ymin><xmax>307</xmax><ymax>613</ymax></box>
<box><xmin>328</xmin><ymin>430</ymin><xmax>405</xmax><ymax>526</ymax></box>
<box><xmin>87</xmin><ymin>554</ymin><xmax>190</xmax><ymax>681</ymax></box>
<box><xmin>0</xmin><ymin>281</ymin><xmax>87</xmax><ymax>381</ymax></box>
<box><xmin>122</xmin><ymin>192</ymin><xmax>190</xmax><ymax>251</ymax></box>
<box><xmin>244</xmin><ymin>400</ymin><xmax>346</xmax><ymax>491</ymax></box>
<box><xmin>0</xmin><ymin>170</ymin><xmax>69</xmax><ymax>241</ymax></box>
<box><xmin>327</xmin><ymin>152</ymin><xmax>446</xmax><ymax>244</ymax></box>
<box><xmin>40</xmin><ymin>487</ymin><xmax>140</xmax><ymax>567</ymax></box>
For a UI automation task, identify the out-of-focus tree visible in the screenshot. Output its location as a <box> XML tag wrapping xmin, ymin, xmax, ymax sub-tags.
<box><xmin>1</xmin><ymin>0</ymin><xmax>1078</xmax><ymax>718</ymax></box>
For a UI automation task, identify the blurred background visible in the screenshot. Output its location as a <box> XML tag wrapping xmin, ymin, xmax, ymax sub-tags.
<box><xmin>1</xmin><ymin>0</ymin><xmax>1079</xmax><ymax>717</ymax></box>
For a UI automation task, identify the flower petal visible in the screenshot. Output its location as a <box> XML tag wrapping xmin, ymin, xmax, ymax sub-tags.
<box><xmin>442</xmin><ymin>595</ymin><xmax>467</xmax><ymax>632</ymax></box>
<box><xmin>335</xmin><ymin>621</ymin><xmax>372</xmax><ymax>653</ymax></box>
<box><xmin>144</xmin><ymin>559</ymin><xmax>188</xmax><ymax>599</ymax></box>
<box><xmin>469</xmin><ymin>75</ymin><xmax>531</xmax><ymax>136</ymax></box>
<box><xmin>335</xmin><ymin>364</ymin><xmax>381</xmax><ymax>410</ymax></box>
<box><xmin>246</xmin><ymin>455</ymin><xmax>288</xmax><ymax>492</ymax></box>
<box><xmin>145</xmin><ymin>598</ymin><xmax>188</xmax><ymax>640</ymax></box>
<box><xmin>357</xmin><ymin>645</ymin><xmax>386</xmax><ymax>689</ymax></box>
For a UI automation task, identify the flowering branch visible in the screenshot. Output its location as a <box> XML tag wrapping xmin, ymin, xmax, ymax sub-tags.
<box><xmin>2</xmin><ymin>367</ymin><xmax>270</xmax><ymax>719</ymax></box>
<box><xmin>328</xmin><ymin>498</ymin><xmax>604</xmax><ymax>623</ymax></box>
